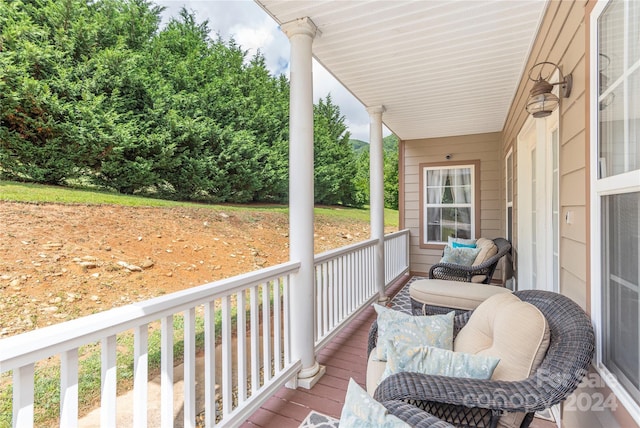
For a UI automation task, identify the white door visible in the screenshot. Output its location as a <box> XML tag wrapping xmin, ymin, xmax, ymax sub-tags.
<box><xmin>516</xmin><ymin>114</ymin><xmax>560</xmax><ymax>293</ymax></box>
<box><xmin>517</xmin><ymin>112</ymin><xmax>562</xmax><ymax>427</ymax></box>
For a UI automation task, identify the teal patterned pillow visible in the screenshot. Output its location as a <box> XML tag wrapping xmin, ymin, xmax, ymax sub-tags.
<box><xmin>440</xmin><ymin>245</ymin><xmax>481</xmax><ymax>266</ymax></box>
<box><xmin>447</xmin><ymin>237</ymin><xmax>477</xmax><ymax>248</ymax></box>
<box><xmin>373</xmin><ymin>304</ymin><xmax>454</xmax><ymax>361</ymax></box>
<box><xmin>381</xmin><ymin>342</ymin><xmax>500</xmax><ymax>382</ymax></box>
<box><xmin>339</xmin><ymin>378</ymin><xmax>409</xmax><ymax>427</ymax></box>
<box><xmin>452</xmin><ymin>241</ymin><xmax>477</xmax><ymax>249</ymax></box>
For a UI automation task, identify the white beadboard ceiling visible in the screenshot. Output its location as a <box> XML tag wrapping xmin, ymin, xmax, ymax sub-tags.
<box><xmin>256</xmin><ymin>0</ymin><xmax>547</xmax><ymax>141</ymax></box>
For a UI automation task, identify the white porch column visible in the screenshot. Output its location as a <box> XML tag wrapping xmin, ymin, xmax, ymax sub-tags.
<box><xmin>281</xmin><ymin>17</ymin><xmax>324</xmax><ymax>389</ymax></box>
<box><xmin>367</xmin><ymin>105</ymin><xmax>387</xmax><ymax>303</ymax></box>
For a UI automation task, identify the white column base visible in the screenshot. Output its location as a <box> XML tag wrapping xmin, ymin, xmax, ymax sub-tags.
<box><xmin>377</xmin><ymin>295</ymin><xmax>390</xmax><ymax>305</ymax></box>
<box><xmin>297</xmin><ymin>364</ymin><xmax>326</xmax><ymax>390</ymax></box>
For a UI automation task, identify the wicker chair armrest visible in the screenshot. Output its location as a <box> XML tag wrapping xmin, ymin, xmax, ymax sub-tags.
<box><xmin>382</xmin><ymin>400</ymin><xmax>455</xmax><ymax>427</ymax></box>
<box><xmin>367</xmin><ymin>320</ymin><xmax>378</xmax><ymax>358</ymax></box>
<box><xmin>374</xmin><ymin>371</ymin><xmax>558</xmax><ymax>414</ymax></box>
<box><xmin>429</xmin><ymin>261</ymin><xmax>493</xmax><ymax>280</ymax></box>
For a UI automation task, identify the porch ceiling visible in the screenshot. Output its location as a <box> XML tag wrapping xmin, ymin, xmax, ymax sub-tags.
<box><xmin>256</xmin><ymin>0</ymin><xmax>547</xmax><ymax>141</ymax></box>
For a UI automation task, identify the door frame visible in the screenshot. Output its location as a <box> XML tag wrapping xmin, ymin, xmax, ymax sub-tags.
<box><xmin>516</xmin><ymin>111</ymin><xmax>560</xmax><ymax>293</ymax></box>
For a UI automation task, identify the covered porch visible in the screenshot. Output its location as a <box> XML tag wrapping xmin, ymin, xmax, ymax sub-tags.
<box><xmin>2</xmin><ymin>0</ymin><xmax>628</xmax><ymax>427</ymax></box>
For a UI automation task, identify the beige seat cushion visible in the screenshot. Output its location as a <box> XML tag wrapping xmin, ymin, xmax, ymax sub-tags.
<box><xmin>366</xmin><ymin>347</ymin><xmax>387</xmax><ymax>395</ymax></box>
<box><xmin>454</xmin><ymin>292</ymin><xmax>550</xmax><ymax>428</ymax></box>
<box><xmin>472</xmin><ymin>237</ymin><xmax>498</xmax><ymax>266</ymax></box>
<box><xmin>410</xmin><ymin>279</ymin><xmax>511</xmax><ymax>311</ymax></box>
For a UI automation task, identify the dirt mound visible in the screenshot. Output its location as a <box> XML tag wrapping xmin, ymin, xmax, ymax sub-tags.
<box><xmin>0</xmin><ymin>202</ymin><xmax>385</xmax><ymax>337</ymax></box>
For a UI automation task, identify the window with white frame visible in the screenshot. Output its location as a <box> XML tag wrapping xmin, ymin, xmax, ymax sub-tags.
<box><xmin>421</xmin><ymin>162</ymin><xmax>478</xmax><ymax>245</ymax></box>
<box><xmin>591</xmin><ymin>0</ymin><xmax>640</xmax><ymax>413</ymax></box>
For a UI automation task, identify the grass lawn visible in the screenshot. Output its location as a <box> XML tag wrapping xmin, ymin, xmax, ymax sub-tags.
<box><xmin>0</xmin><ymin>180</ymin><xmax>399</xmax><ymax>228</ymax></box>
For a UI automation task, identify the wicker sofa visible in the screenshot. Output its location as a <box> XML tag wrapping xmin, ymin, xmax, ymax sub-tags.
<box><xmin>429</xmin><ymin>237</ymin><xmax>511</xmax><ymax>284</ymax></box>
<box><xmin>367</xmin><ymin>290</ymin><xmax>595</xmax><ymax>428</ymax></box>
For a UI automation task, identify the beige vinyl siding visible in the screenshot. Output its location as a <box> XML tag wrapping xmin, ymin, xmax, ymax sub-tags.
<box><xmin>500</xmin><ymin>0</ymin><xmax>590</xmax><ymax>309</ymax></box>
<box><xmin>402</xmin><ymin>132</ymin><xmax>501</xmax><ymax>277</ymax></box>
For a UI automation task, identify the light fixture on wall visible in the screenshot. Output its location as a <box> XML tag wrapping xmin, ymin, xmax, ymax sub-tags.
<box><xmin>525</xmin><ymin>62</ymin><xmax>572</xmax><ymax>118</ymax></box>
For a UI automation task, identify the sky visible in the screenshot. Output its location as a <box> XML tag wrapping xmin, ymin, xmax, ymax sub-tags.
<box><xmin>155</xmin><ymin>0</ymin><xmax>390</xmax><ymax>142</ymax></box>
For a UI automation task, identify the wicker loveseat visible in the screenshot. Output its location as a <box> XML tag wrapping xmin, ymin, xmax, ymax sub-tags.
<box><xmin>429</xmin><ymin>238</ymin><xmax>511</xmax><ymax>284</ymax></box>
<box><xmin>367</xmin><ymin>290</ymin><xmax>595</xmax><ymax>428</ymax></box>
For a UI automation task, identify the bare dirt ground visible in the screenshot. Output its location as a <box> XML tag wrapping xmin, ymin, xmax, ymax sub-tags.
<box><xmin>0</xmin><ymin>201</ymin><xmax>391</xmax><ymax>337</ymax></box>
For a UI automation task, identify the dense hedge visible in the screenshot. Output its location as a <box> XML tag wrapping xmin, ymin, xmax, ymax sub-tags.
<box><xmin>0</xmin><ymin>0</ymin><xmax>397</xmax><ymax>207</ymax></box>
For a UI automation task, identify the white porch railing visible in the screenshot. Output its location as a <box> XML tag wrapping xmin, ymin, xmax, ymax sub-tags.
<box><xmin>384</xmin><ymin>229</ymin><xmax>411</xmax><ymax>285</ymax></box>
<box><xmin>0</xmin><ymin>229</ymin><xmax>410</xmax><ymax>427</ymax></box>
<box><xmin>0</xmin><ymin>262</ymin><xmax>300</xmax><ymax>428</ymax></box>
<box><xmin>313</xmin><ymin>229</ymin><xmax>410</xmax><ymax>350</ymax></box>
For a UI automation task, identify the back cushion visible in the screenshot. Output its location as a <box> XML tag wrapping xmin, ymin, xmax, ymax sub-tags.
<box><xmin>454</xmin><ymin>292</ymin><xmax>550</xmax><ymax>428</ymax></box>
<box><xmin>472</xmin><ymin>238</ymin><xmax>498</xmax><ymax>266</ymax></box>
<box><xmin>454</xmin><ymin>292</ymin><xmax>549</xmax><ymax>380</ymax></box>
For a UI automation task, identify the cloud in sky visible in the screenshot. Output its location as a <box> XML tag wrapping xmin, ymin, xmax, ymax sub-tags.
<box><xmin>155</xmin><ymin>0</ymin><xmax>389</xmax><ymax>142</ymax></box>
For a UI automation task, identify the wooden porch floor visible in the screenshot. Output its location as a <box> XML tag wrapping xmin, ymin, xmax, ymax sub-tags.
<box><xmin>242</xmin><ymin>278</ymin><xmax>557</xmax><ymax>428</ymax></box>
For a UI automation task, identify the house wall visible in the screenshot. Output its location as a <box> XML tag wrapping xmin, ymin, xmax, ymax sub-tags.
<box><xmin>501</xmin><ymin>0</ymin><xmax>590</xmax><ymax>310</ymax></box>
<box><xmin>401</xmin><ymin>132</ymin><xmax>502</xmax><ymax>278</ymax></box>
<box><xmin>399</xmin><ymin>1</ymin><xmax>638</xmax><ymax>425</ymax></box>
<box><xmin>501</xmin><ymin>1</ymin><xmax>639</xmax><ymax>426</ymax></box>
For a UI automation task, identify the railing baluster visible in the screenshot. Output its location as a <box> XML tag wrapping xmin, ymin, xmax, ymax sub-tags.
<box><xmin>250</xmin><ymin>286</ymin><xmax>260</xmax><ymax>392</ymax></box>
<box><xmin>356</xmin><ymin>250</ymin><xmax>360</xmax><ymax>306</ymax></box>
<box><xmin>336</xmin><ymin>258</ymin><xmax>343</xmax><ymax>321</ymax></box>
<box><xmin>370</xmin><ymin>246</ymin><xmax>374</xmax><ymax>295</ymax></box>
<box><xmin>236</xmin><ymin>291</ymin><xmax>247</xmax><ymax>404</ymax></box>
<box><xmin>133</xmin><ymin>325</ymin><xmax>148</xmax><ymax>428</ymax></box>
<box><xmin>329</xmin><ymin>261</ymin><xmax>336</xmax><ymax>329</ymax></box>
<box><xmin>273</xmin><ymin>279</ymin><xmax>282</xmax><ymax>374</ymax></box>
<box><xmin>262</xmin><ymin>283</ymin><xmax>272</xmax><ymax>382</ymax></box>
<box><xmin>101</xmin><ymin>335</ymin><xmax>117</xmax><ymax>427</ymax></box>
<box><xmin>204</xmin><ymin>300</ymin><xmax>216</xmax><ymax>428</ymax></box>
<box><xmin>283</xmin><ymin>276</ymin><xmax>291</xmax><ymax>366</ymax></box>
<box><xmin>13</xmin><ymin>363</ymin><xmax>34</xmax><ymax>428</ymax></box>
<box><xmin>314</xmin><ymin>266</ymin><xmax>321</xmax><ymax>340</ymax></box>
<box><xmin>361</xmin><ymin>248</ymin><xmax>365</xmax><ymax>300</ymax></box>
<box><xmin>322</xmin><ymin>263</ymin><xmax>329</xmax><ymax>335</ymax></box>
<box><xmin>327</xmin><ymin>263</ymin><xmax>331</xmax><ymax>331</ymax></box>
<box><xmin>60</xmin><ymin>348</ymin><xmax>79</xmax><ymax>428</ymax></box>
<box><xmin>347</xmin><ymin>252</ymin><xmax>353</xmax><ymax>312</ymax></box>
<box><xmin>184</xmin><ymin>308</ymin><xmax>196</xmax><ymax>428</ymax></box>
<box><xmin>161</xmin><ymin>315</ymin><xmax>174</xmax><ymax>428</ymax></box>
<box><xmin>360</xmin><ymin>247</ymin><xmax>365</xmax><ymax>300</ymax></box>
<box><xmin>221</xmin><ymin>296</ymin><xmax>232</xmax><ymax>417</ymax></box>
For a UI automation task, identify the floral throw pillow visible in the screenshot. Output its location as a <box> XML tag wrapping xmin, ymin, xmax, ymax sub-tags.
<box><xmin>339</xmin><ymin>378</ymin><xmax>409</xmax><ymax>427</ymax></box>
<box><xmin>440</xmin><ymin>245</ymin><xmax>481</xmax><ymax>266</ymax></box>
<box><xmin>373</xmin><ymin>304</ymin><xmax>454</xmax><ymax>361</ymax></box>
<box><xmin>381</xmin><ymin>342</ymin><xmax>500</xmax><ymax>382</ymax></box>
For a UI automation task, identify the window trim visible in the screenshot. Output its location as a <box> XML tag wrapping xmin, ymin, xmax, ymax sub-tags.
<box><xmin>590</xmin><ymin>0</ymin><xmax>640</xmax><ymax>423</ymax></box>
<box><xmin>419</xmin><ymin>160</ymin><xmax>481</xmax><ymax>249</ymax></box>
<box><xmin>505</xmin><ymin>148</ymin><xmax>514</xmax><ymax>244</ymax></box>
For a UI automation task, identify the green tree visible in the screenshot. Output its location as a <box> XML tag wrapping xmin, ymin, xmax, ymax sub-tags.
<box><xmin>351</xmin><ymin>134</ymin><xmax>399</xmax><ymax>209</ymax></box>
<box><xmin>313</xmin><ymin>95</ymin><xmax>358</xmax><ymax>206</ymax></box>
<box><xmin>383</xmin><ymin>140</ymin><xmax>399</xmax><ymax>209</ymax></box>
<box><xmin>0</xmin><ymin>0</ymin><xmax>163</xmax><ymax>186</ymax></box>
<box><xmin>0</xmin><ymin>1</ymin><xmax>366</xmax><ymax>206</ymax></box>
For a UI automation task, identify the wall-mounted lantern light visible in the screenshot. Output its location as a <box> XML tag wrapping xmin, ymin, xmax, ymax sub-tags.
<box><xmin>525</xmin><ymin>62</ymin><xmax>572</xmax><ymax>118</ymax></box>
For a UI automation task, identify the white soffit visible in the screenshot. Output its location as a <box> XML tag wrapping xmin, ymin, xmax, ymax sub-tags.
<box><xmin>256</xmin><ymin>0</ymin><xmax>547</xmax><ymax>141</ymax></box>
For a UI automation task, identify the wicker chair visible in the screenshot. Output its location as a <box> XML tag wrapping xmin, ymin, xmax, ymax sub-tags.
<box><xmin>380</xmin><ymin>400</ymin><xmax>455</xmax><ymax>427</ymax></box>
<box><xmin>367</xmin><ymin>290</ymin><xmax>595</xmax><ymax>428</ymax></box>
<box><xmin>429</xmin><ymin>238</ymin><xmax>511</xmax><ymax>284</ymax></box>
